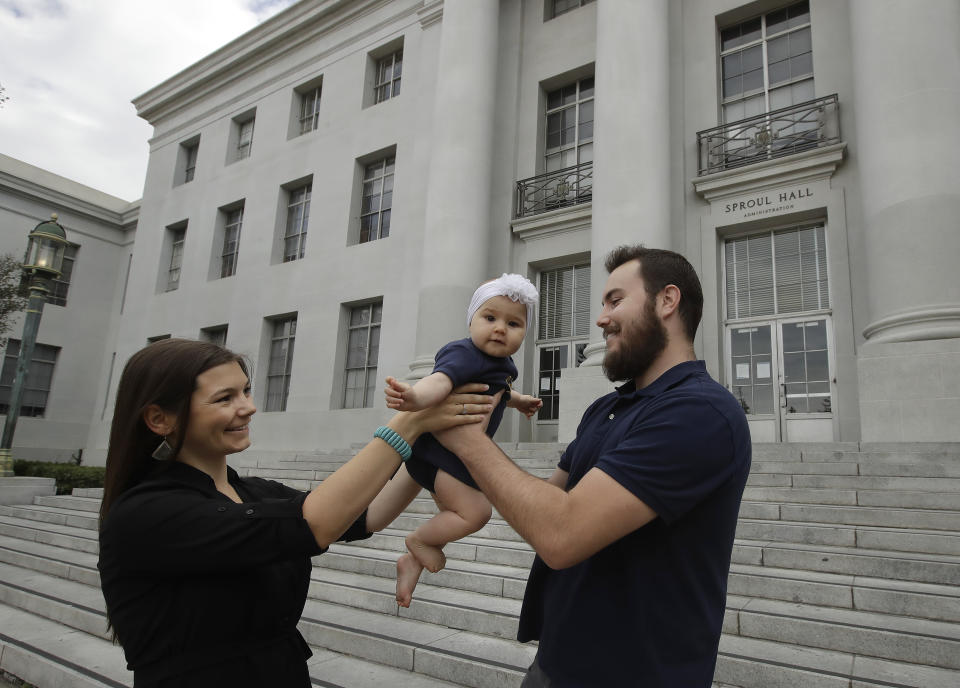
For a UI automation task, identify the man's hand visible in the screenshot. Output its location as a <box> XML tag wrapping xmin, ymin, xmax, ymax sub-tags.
<box><xmin>510</xmin><ymin>394</ymin><xmax>543</xmax><ymax>419</ymax></box>
<box><xmin>385</xmin><ymin>376</ymin><xmax>422</xmax><ymax>411</ymax></box>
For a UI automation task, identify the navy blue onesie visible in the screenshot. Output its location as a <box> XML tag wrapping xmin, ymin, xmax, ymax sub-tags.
<box><xmin>404</xmin><ymin>338</ymin><xmax>516</xmax><ymax>492</ymax></box>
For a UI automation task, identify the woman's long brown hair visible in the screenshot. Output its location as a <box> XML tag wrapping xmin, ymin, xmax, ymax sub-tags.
<box><xmin>98</xmin><ymin>339</ymin><xmax>248</xmax><ymax>526</ymax></box>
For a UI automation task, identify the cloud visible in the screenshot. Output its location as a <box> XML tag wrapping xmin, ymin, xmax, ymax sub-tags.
<box><xmin>0</xmin><ymin>0</ymin><xmax>297</xmax><ymax>200</ymax></box>
<box><xmin>0</xmin><ymin>0</ymin><xmax>65</xmax><ymax>19</ymax></box>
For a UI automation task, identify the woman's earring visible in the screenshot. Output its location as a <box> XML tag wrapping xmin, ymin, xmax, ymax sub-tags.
<box><xmin>152</xmin><ymin>436</ymin><xmax>175</xmax><ymax>460</ymax></box>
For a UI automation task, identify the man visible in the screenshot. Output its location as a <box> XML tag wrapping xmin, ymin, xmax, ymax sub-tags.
<box><xmin>436</xmin><ymin>245</ymin><xmax>751</xmax><ymax>687</ymax></box>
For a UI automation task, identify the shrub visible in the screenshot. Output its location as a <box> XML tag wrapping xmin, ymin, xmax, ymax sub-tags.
<box><xmin>13</xmin><ymin>460</ymin><xmax>105</xmax><ymax>495</ymax></box>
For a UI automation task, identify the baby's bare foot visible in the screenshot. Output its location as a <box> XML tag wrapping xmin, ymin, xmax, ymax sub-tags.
<box><xmin>396</xmin><ymin>553</ymin><xmax>422</xmax><ymax>608</ymax></box>
<box><xmin>405</xmin><ymin>534</ymin><xmax>446</xmax><ymax>573</ymax></box>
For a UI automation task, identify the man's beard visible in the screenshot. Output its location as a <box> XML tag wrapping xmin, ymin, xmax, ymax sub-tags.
<box><xmin>602</xmin><ymin>299</ymin><xmax>668</xmax><ymax>383</ymax></box>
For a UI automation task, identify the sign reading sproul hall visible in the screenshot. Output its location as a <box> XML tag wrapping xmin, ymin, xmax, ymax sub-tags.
<box><xmin>721</xmin><ymin>182</ymin><xmax>824</xmax><ymax>224</ymax></box>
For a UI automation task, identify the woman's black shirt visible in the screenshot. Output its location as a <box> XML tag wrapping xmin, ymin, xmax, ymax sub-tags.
<box><xmin>98</xmin><ymin>459</ymin><xmax>368</xmax><ymax>687</ymax></box>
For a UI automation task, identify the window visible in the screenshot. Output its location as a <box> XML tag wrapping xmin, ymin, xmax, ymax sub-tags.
<box><xmin>548</xmin><ymin>0</ymin><xmax>595</xmax><ymax>20</ymax></box>
<box><xmin>545</xmin><ymin>77</ymin><xmax>594</xmax><ymax>173</ymax></box>
<box><xmin>237</xmin><ymin>117</ymin><xmax>254</xmax><ymax>160</ymax></box>
<box><xmin>266</xmin><ymin>316</ymin><xmax>297</xmax><ymax>412</ymax></box>
<box><xmin>177</xmin><ymin>140</ymin><xmax>199</xmax><ymax>184</ymax></box>
<box><xmin>221</xmin><ymin>205</ymin><xmax>243</xmax><ymax>278</ymax></box>
<box><xmin>725</xmin><ymin>225</ymin><xmax>829</xmax><ymax>319</ymax></box>
<box><xmin>0</xmin><ymin>340</ymin><xmax>60</xmax><ymax>418</ymax></box>
<box><xmin>360</xmin><ymin>157</ymin><xmax>394</xmax><ymax>243</ymax></box>
<box><xmin>343</xmin><ymin>302</ymin><xmax>381</xmax><ymax>409</ymax></box>
<box><xmin>166</xmin><ymin>227</ymin><xmax>186</xmax><ymax>291</ymax></box>
<box><xmin>299</xmin><ymin>86</ymin><xmax>322</xmax><ymax>135</ymax></box>
<box><xmin>48</xmin><ymin>243</ymin><xmax>78</xmax><ymax>307</ymax></box>
<box><xmin>374</xmin><ymin>50</ymin><xmax>402</xmax><ymax>104</ymax></box>
<box><xmin>720</xmin><ymin>1</ymin><xmax>813</xmax><ymax>122</ymax></box>
<box><xmin>147</xmin><ymin>334</ymin><xmax>171</xmax><ymax>344</ymax></box>
<box><xmin>283</xmin><ymin>184</ymin><xmax>311</xmax><ymax>262</ymax></box>
<box><xmin>536</xmin><ymin>263</ymin><xmax>590</xmax><ymax>421</ymax></box>
<box><xmin>200</xmin><ymin>325</ymin><xmax>228</xmax><ymax>347</ymax></box>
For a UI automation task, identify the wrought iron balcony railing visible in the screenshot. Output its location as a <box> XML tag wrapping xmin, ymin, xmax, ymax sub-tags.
<box><xmin>697</xmin><ymin>93</ymin><xmax>840</xmax><ymax>176</ymax></box>
<box><xmin>515</xmin><ymin>161</ymin><xmax>593</xmax><ymax>218</ymax></box>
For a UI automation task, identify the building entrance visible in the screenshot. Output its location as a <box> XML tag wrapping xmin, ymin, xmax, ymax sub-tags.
<box><xmin>723</xmin><ymin>224</ymin><xmax>834</xmax><ymax>441</ymax></box>
<box><xmin>727</xmin><ymin>316</ymin><xmax>833</xmax><ymax>442</ymax></box>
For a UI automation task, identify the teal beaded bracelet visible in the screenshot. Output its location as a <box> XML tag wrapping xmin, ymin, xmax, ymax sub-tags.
<box><xmin>373</xmin><ymin>426</ymin><xmax>412</xmax><ymax>462</ymax></box>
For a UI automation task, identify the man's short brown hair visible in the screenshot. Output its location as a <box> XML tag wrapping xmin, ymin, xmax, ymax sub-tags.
<box><xmin>604</xmin><ymin>245</ymin><xmax>704</xmax><ymax>341</ymax></box>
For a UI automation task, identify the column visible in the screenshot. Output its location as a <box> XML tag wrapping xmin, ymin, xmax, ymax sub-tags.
<box><xmin>560</xmin><ymin>0</ymin><xmax>672</xmax><ymax>440</ymax></box>
<box><xmin>851</xmin><ymin>0</ymin><xmax>960</xmax><ymax>440</ymax></box>
<box><xmin>407</xmin><ymin>0</ymin><xmax>500</xmax><ymax>379</ymax></box>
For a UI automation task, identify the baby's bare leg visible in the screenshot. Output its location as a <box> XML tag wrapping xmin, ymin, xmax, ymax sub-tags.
<box><xmin>366</xmin><ymin>464</ymin><xmax>422</xmax><ymax>532</ymax></box>
<box><xmin>400</xmin><ymin>470</ymin><xmax>493</xmax><ymax>605</ymax></box>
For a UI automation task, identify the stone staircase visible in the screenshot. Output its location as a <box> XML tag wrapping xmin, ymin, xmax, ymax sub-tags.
<box><xmin>0</xmin><ymin>442</ymin><xmax>958</xmax><ymax>687</ymax></box>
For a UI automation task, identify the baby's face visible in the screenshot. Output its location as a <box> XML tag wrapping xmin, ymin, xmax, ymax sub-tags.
<box><xmin>469</xmin><ymin>295</ymin><xmax>527</xmax><ymax>358</ymax></box>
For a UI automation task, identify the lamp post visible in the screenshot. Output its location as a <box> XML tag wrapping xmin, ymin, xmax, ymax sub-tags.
<box><xmin>0</xmin><ymin>214</ymin><xmax>68</xmax><ymax>477</ymax></box>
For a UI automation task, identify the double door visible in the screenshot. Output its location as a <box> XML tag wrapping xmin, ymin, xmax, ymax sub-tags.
<box><xmin>727</xmin><ymin>316</ymin><xmax>833</xmax><ymax>442</ymax></box>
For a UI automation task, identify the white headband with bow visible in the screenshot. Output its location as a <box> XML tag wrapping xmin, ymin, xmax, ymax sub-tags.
<box><xmin>466</xmin><ymin>273</ymin><xmax>539</xmax><ymax>329</ymax></box>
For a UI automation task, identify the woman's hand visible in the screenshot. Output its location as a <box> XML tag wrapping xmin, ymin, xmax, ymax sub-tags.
<box><xmin>387</xmin><ymin>384</ymin><xmax>496</xmax><ymax>444</ymax></box>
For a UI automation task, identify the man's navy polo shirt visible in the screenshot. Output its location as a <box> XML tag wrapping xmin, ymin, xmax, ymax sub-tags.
<box><xmin>518</xmin><ymin>360</ymin><xmax>751</xmax><ymax>687</ymax></box>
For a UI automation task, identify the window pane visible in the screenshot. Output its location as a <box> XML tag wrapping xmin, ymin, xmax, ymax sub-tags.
<box><xmin>343</xmin><ymin>302</ymin><xmax>382</xmax><ymax>408</ymax></box>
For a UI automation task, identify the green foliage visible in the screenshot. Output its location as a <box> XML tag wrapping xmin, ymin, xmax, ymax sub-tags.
<box><xmin>13</xmin><ymin>460</ymin><xmax>105</xmax><ymax>495</ymax></box>
<box><xmin>0</xmin><ymin>253</ymin><xmax>27</xmax><ymax>346</ymax></box>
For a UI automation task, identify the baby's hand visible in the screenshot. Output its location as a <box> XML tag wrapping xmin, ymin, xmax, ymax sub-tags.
<box><xmin>385</xmin><ymin>376</ymin><xmax>423</xmax><ymax>411</ymax></box>
<box><xmin>513</xmin><ymin>394</ymin><xmax>543</xmax><ymax>419</ymax></box>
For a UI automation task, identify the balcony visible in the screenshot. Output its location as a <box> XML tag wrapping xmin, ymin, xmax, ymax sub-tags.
<box><xmin>697</xmin><ymin>94</ymin><xmax>840</xmax><ymax>176</ymax></box>
<box><xmin>515</xmin><ymin>161</ymin><xmax>592</xmax><ymax>218</ymax></box>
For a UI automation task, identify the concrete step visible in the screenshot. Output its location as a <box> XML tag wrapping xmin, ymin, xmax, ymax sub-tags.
<box><xmin>739</xmin><ymin>500</ymin><xmax>960</xmax><ymax>531</ymax></box>
<box><xmin>727</xmin><ymin>563</ymin><xmax>960</xmax><ymax>623</ymax></box>
<box><xmin>716</xmin><ymin>634</ymin><xmax>960</xmax><ymax>688</ymax></box>
<box><xmin>729</xmin><ymin>597</ymin><xmax>960</xmax><ymax>671</ymax></box>
<box><xmin>791</xmin><ymin>474</ymin><xmax>960</xmax><ymax>492</ymax></box>
<box><xmin>310</xmin><ymin>567</ymin><xmax>520</xmax><ymax>640</ymax></box>
<box><xmin>751</xmin><ymin>460</ymin><xmax>862</xmax><ymax>476</ymax></box>
<box><xmin>360</xmin><ymin>530</ymin><xmax>536</xmax><ymax>570</ymax></box>
<box><xmin>324</xmin><ymin>540</ymin><xmax>960</xmax><ymax>626</ymax></box>
<box><xmin>0</xmin><ymin>597</ymin><xmax>467</xmax><ymax>688</ymax></box>
<box><xmin>72</xmin><ymin>487</ymin><xmax>104</xmax><ymax>498</ymax></box>
<box><xmin>0</xmin><ymin>533</ymin><xmax>100</xmax><ymax>586</ymax></box>
<box><xmin>0</xmin><ymin>602</ymin><xmax>130</xmax><ymax>688</ymax></box>
<box><xmin>307</xmin><ymin>651</ymin><xmax>466</xmax><ymax>688</ymax></box>
<box><xmin>4</xmin><ymin>534</ymin><xmax>958</xmax><ymax>688</ymax></box>
<box><xmin>736</xmin><ymin>518</ymin><xmax>960</xmax><ymax>555</ymax></box>
<box><xmin>34</xmin><ymin>494</ymin><xmax>102</xmax><ymax>513</ymax></box>
<box><xmin>298</xmin><ymin>598</ymin><xmax>534</xmax><ymax>688</ymax></box>
<box><xmin>0</xmin><ymin>561</ymin><xmax>107</xmax><ymax>639</ymax></box>
<box><xmin>321</xmin><ymin>544</ymin><xmax>530</xmax><ymax>600</ymax></box>
<box><xmin>0</xmin><ymin>504</ymin><xmax>99</xmax><ymax>531</ymax></box>
<box><xmin>733</xmin><ymin>540</ymin><xmax>960</xmax><ymax>585</ymax></box>
<box><xmin>237</xmin><ymin>466</ymin><xmax>333</xmax><ymax>482</ymax></box>
<box><xmin>0</xmin><ymin>513</ymin><xmax>99</xmax><ymax>554</ymax></box>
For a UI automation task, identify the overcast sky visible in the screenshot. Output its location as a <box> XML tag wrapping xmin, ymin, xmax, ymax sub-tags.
<box><xmin>0</xmin><ymin>0</ymin><xmax>298</xmax><ymax>201</ymax></box>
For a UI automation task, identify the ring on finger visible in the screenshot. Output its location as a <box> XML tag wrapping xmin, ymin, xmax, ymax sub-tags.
<box><xmin>459</xmin><ymin>403</ymin><xmax>467</xmax><ymax>415</ymax></box>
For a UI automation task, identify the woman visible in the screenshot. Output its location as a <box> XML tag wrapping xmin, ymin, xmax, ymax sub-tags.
<box><xmin>97</xmin><ymin>339</ymin><xmax>492</xmax><ymax>687</ymax></box>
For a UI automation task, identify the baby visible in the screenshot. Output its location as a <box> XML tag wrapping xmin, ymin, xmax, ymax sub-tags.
<box><xmin>366</xmin><ymin>274</ymin><xmax>542</xmax><ymax>607</ymax></box>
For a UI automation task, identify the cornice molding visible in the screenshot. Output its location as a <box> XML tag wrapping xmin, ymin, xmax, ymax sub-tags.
<box><xmin>511</xmin><ymin>203</ymin><xmax>593</xmax><ymax>242</ymax></box>
<box><xmin>418</xmin><ymin>0</ymin><xmax>443</xmax><ymax>28</ymax></box>
<box><xmin>692</xmin><ymin>143</ymin><xmax>846</xmax><ymax>201</ymax></box>
<box><xmin>133</xmin><ymin>0</ymin><xmax>415</xmax><ymax>125</ymax></box>
<box><xmin>0</xmin><ymin>171</ymin><xmax>138</xmax><ymax>231</ymax></box>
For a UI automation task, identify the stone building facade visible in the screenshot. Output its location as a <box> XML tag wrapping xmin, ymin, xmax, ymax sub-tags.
<box><xmin>3</xmin><ymin>0</ymin><xmax>958</xmax><ymax>463</ymax></box>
